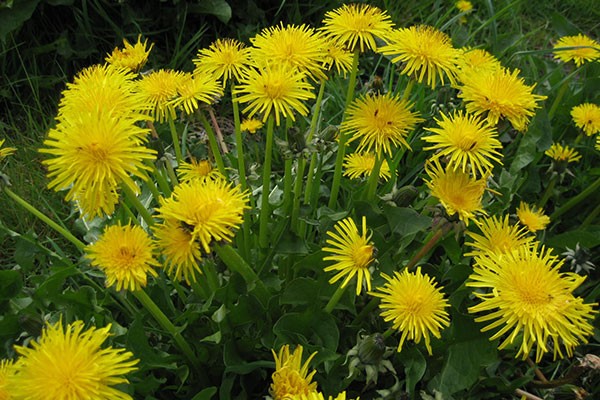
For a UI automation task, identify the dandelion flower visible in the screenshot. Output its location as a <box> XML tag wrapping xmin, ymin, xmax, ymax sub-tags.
<box><xmin>343</xmin><ymin>93</ymin><xmax>423</xmax><ymax>156</ymax></box>
<box><xmin>545</xmin><ymin>143</ymin><xmax>581</xmax><ymax>164</ymax></box>
<box><xmin>177</xmin><ymin>158</ymin><xmax>221</xmax><ymax>182</ymax></box>
<box><xmin>86</xmin><ymin>224</ymin><xmax>159</xmax><ymax>292</ymax></box>
<box><xmin>380</xmin><ymin>25</ymin><xmax>461</xmax><ymax>88</ymax></box>
<box><xmin>157</xmin><ymin>177</ymin><xmax>249</xmax><ymax>253</ymax></box>
<box><xmin>0</xmin><ymin>139</ymin><xmax>16</xmax><ymax>161</ymax></box>
<box><xmin>322</xmin><ymin>40</ymin><xmax>354</xmax><ymax>77</ymax></box>
<box><xmin>422</xmin><ymin>111</ymin><xmax>503</xmax><ymax>176</ymax></box>
<box><xmin>270</xmin><ymin>344</ymin><xmax>318</xmax><ymax>400</ymax></box>
<box><xmin>154</xmin><ymin>219</ymin><xmax>203</xmax><ymax>284</ymax></box>
<box><xmin>250</xmin><ymin>23</ymin><xmax>327</xmax><ymax>81</ymax></box>
<box><xmin>459</xmin><ymin>67</ymin><xmax>546</xmax><ymax>131</ymax></box>
<box><xmin>371</xmin><ymin>267</ymin><xmax>450</xmax><ymax>355</ymax></box>
<box><xmin>10</xmin><ymin>320</ymin><xmax>138</xmax><ymax>400</ymax></box>
<box><xmin>240</xmin><ymin>117</ymin><xmax>264</xmax><ymax>133</ymax></box>
<box><xmin>193</xmin><ymin>38</ymin><xmax>251</xmax><ymax>86</ymax></box>
<box><xmin>455</xmin><ymin>0</ymin><xmax>473</xmax><ymax>12</ymax></box>
<box><xmin>136</xmin><ymin>69</ymin><xmax>187</xmax><ymax>122</ymax></box>
<box><xmin>425</xmin><ymin>159</ymin><xmax>488</xmax><ymax>224</ymax></box>
<box><xmin>571</xmin><ymin>103</ymin><xmax>600</xmax><ymax>136</ymax></box>
<box><xmin>40</xmin><ymin>111</ymin><xmax>156</xmax><ymax>218</ymax></box>
<box><xmin>320</xmin><ymin>3</ymin><xmax>394</xmax><ymax>53</ymax></box>
<box><xmin>553</xmin><ymin>34</ymin><xmax>600</xmax><ymax>67</ymax></box>
<box><xmin>323</xmin><ymin>216</ymin><xmax>376</xmax><ymax>295</ymax></box>
<box><xmin>465</xmin><ymin>214</ymin><xmax>534</xmax><ymax>258</ymax></box>
<box><xmin>455</xmin><ymin>48</ymin><xmax>502</xmax><ymax>84</ymax></box>
<box><xmin>343</xmin><ymin>152</ymin><xmax>391</xmax><ymax>181</ymax></box>
<box><xmin>0</xmin><ymin>359</ymin><xmax>15</xmax><ymax>400</ymax></box>
<box><xmin>235</xmin><ymin>63</ymin><xmax>315</xmax><ymax>126</ymax></box>
<box><xmin>467</xmin><ymin>245</ymin><xmax>597</xmax><ymax>362</ymax></box>
<box><xmin>170</xmin><ymin>72</ymin><xmax>223</xmax><ymax>115</ymax></box>
<box><xmin>516</xmin><ymin>201</ymin><xmax>550</xmax><ymax>232</ymax></box>
<box><xmin>106</xmin><ymin>35</ymin><xmax>153</xmax><ymax>73</ymax></box>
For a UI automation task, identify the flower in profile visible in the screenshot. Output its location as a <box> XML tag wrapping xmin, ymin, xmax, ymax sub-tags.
<box><xmin>86</xmin><ymin>224</ymin><xmax>159</xmax><ymax>292</ymax></box>
<box><xmin>343</xmin><ymin>152</ymin><xmax>391</xmax><ymax>181</ymax></box>
<box><xmin>516</xmin><ymin>202</ymin><xmax>550</xmax><ymax>232</ymax></box>
<box><xmin>270</xmin><ymin>344</ymin><xmax>318</xmax><ymax>400</ymax></box>
<box><xmin>10</xmin><ymin>320</ymin><xmax>138</xmax><ymax>400</ymax></box>
<box><xmin>553</xmin><ymin>34</ymin><xmax>600</xmax><ymax>67</ymax></box>
<box><xmin>136</xmin><ymin>69</ymin><xmax>187</xmax><ymax>122</ymax></box>
<box><xmin>0</xmin><ymin>139</ymin><xmax>16</xmax><ymax>161</ymax></box>
<box><xmin>545</xmin><ymin>143</ymin><xmax>581</xmax><ymax>164</ymax></box>
<box><xmin>157</xmin><ymin>177</ymin><xmax>249</xmax><ymax>253</ymax></box>
<box><xmin>465</xmin><ymin>214</ymin><xmax>534</xmax><ymax>258</ymax></box>
<box><xmin>240</xmin><ymin>117</ymin><xmax>264</xmax><ymax>133</ymax></box>
<box><xmin>170</xmin><ymin>72</ymin><xmax>223</xmax><ymax>115</ymax></box>
<box><xmin>106</xmin><ymin>35</ymin><xmax>153</xmax><ymax>73</ymax></box>
<box><xmin>290</xmin><ymin>392</ymin><xmax>357</xmax><ymax>400</ymax></box>
<box><xmin>380</xmin><ymin>25</ymin><xmax>461</xmax><ymax>88</ymax></box>
<box><xmin>425</xmin><ymin>159</ymin><xmax>488</xmax><ymax>224</ymax></box>
<box><xmin>235</xmin><ymin>63</ymin><xmax>315</xmax><ymax>126</ymax></box>
<box><xmin>177</xmin><ymin>158</ymin><xmax>221</xmax><ymax>182</ymax></box>
<box><xmin>321</xmin><ymin>3</ymin><xmax>393</xmax><ymax>53</ymax></box>
<box><xmin>154</xmin><ymin>219</ymin><xmax>203</xmax><ymax>283</ymax></box>
<box><xmin>193</xmin><ymin>38</ymin><xmax>251</xmax><ymax>86</ymax></box>
<box><xmin>422</xmin><ymin>111</ymin><xmax>503</xmax><ymax>176</ymax></box>
<box><xmin>322</xmin><ymin>216</ymin><xmax>376</xmax><ymax>295</ymax></box>
<box><xmin>455</xmin><ymin>47</ymin><xmax>502</xmax><ymax>84</ymax></box>
<box><xmin>250</xmin><ymin>23</ymin><xmax>327</xmax><ymax>81</ymax></box>
<box><xmin>0</xmin><ymin>359</ymin><xmax>15</xmax><ymax>400</ymax></box>
<box><xmin>467</xmin><ymin>245</ymin><xmax>597</xmax><ymax>362</ymax></box>
<box><xmin>342</xmin><ymin>93</ymin><xmax>423</xmax><ymax>156</ymax></box>
<box><xmin>322</xmin><ymin>39</ymin><xmax>354</xmax><ymax>77</ymax></box>
<box><xmin>459</xmin><ymin>67</ymin><xmax>546</xmax><ymax>131</ymax></box>
<box><xmin>371</xmin><ymin>267</ymin><xmax>450</xmax><ymax>355</ymax></box>
<box><xmin>40</xmin><ymin>110</ymin><xmax>156</xmax><ymax>218</ymax></box>
<box><xmin>571</xmin><ymin>103</ymin><xmax>600</xmax><ymax>136</ymax></box>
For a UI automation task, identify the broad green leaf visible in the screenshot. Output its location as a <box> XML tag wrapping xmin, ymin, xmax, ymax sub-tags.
<box><xmin>191</xmin><ymin>387</ymin><xmax>218</xmax><ymax>400</ymax></box>
<box><xmin>401</xmin><ymin>345</ymin><xmax>426</xmax><ymax>396</ymax></box>
<box><xmin>546</xmin><ymin>229</ymin><xmax>600</xmax><ymax>250</ymax></box>
<box><xmin>0</xmin><ymin>270</ymin><xmax>21</xmax><ymax>300</ymax></box>
<box><xmin>280</xmin><ymin>278</ymin><xmax>321</xmax><ymax>306</ymax></box>
<box><xmin>0</xmin><ymin>0</ymin><xmax>39</xmax><ymax>42</ymax></box>
<box><xmin>273</xmin><ymin>309</ymin><xmax>339</xmax><ymax>351</ymax></box>
<box><xmin>384</xmin><ymin>206</ymin><xmax>432</xmax><ymax>236</ymax></box>
<box><xmin>189</xmin><ymin>0</ymin><xmax>232</xmax><ymax>24</ymax></box>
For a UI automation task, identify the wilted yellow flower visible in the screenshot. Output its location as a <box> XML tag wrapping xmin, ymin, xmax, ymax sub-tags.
<box><xmin>380</xmin><ymin>25</ymin><xmax>461</xmax><ymax>88</ymax></box>
<box><xmin>270</xmin><ymin>345</ymin><xmax>318</xmax><ymax>400</ymax></box>
<box><xmin>0</xmin><ymin>359</ymin><xmax>14</xmax><ymax>400</ymax></box>
<box><xmin>516</xmin><ymin>202</ymin><xmax>550</xmax><ymax>232</ymax></box>
<box><xmin>194</xmin><ymin>38</ymin><xmax>251</xmax><ymax>86</ymax></box>
<box><xmin>571</xmin><ymin>103</ymin><xmax>600</xmax><ymax>136</ymax></box>
<box><xmin>10</xmin><ymin>320</ymin><xmax>138</xmax><ymax>400</ymax></box>
<box><xmin>468</xmin><ymin>245</ymin><xmax>597</xmax><ymax>362</ymax></box>
<box><xmin>177</xmin><ymin>158</ymin><xmax>221</xmax><ymax>182</ymax></box>
<box><xmin>136</xmin><ymin>69</ymin><xmax>187</xmax><ymax>122</ymax></box>
<box><xmin>459</xmin><ymin>67</ymin><xmax>546</xmax><ymax>131</ymax></box>
<box><xmin>342</xmin><ymin>93</ymin><xmax>423</xmax><ymax>156</ymax></box>
<box><xmin>553</xmin><ymin>34</ymin><xmax>600</xmax><ymax>67</ymax></box>
<box><xmin>170</xmin><ymin>72</ymin><xmax>223</xmax><ymax>115</ymax></box>
<box><xmin>343</xmin><ymin>152</ymin><xmax>391</xmax><ymax>181</ymax></box>
<box><xmin>371</xmin><ymin>267</ymin><xmax>450</xmax><ymax>355</ymax></box>
<box><xmin>86</xmin><ymin>224</ymin><xmax>159</xmax><ymax>292</ymax></box>
<box><xmin>422</xmin><ymin>111</ymin><xmax>503</xmax><ymax>176</ymax></box>
<box><xmin>320</xmin><ymin>3</ymin><xmax>394</xmax><ymax>53</ymax></box>
<box><xmin>106</xmin><ymin>35</ymin><xmax>153</xmax><ymax>72</ymax></box>
<box><xmin>465</xmin><ymin>214</ymin><xmax>534</xmax><ymax>258</ymax></box>
<box><xmin>154</xmin><ymin>218</ymin><xmax>203</xmax><ymax>284</ymax></box>
<box><xmin>545</xmin><ymin>143</ymin><xmax>581</xmax><ymax>163</ymax></box>
<box><xmin>0</xmin><ymin>139</ymin><xmax>16</xmax><ymax>162</ymax></box>
<box><xmin>240</xmin><ymin>117</ymin><xmax>264</xmax><ymax>133</ymax></box>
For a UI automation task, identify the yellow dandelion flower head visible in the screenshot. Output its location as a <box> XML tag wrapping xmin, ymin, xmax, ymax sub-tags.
<box><xmin>0</xmin><ymin>139</ymin><xmax>16</xmax><ymax>162</ymax></box>
<box><xmin>10</xmin><ymin>320</ymin><xmax>139</xmax><ymax>400</ymax></box>
<box><xmin>343</xmin><ymin>152</ymin><xmax>391</xmax><ymax>181</ymax></box>
<box><xmin>193</xmin><ymin>38</ymin><xmax>251</xmax><ymax>85</ymax></box>
<box><xmin>250</xmin><ymin>23</ymin><xmax>328</xmax><ymax>81</ymax></box>
<box><xmin>545</xmin><ymin>142</ymin><xmax>581</xmax><ymax>164</ymax></box>
<box><xmin>465</xmin><ymin>214</ymin><xmax>534</xmax><ymax>258</ymax></box>
<box><xmin>425</xmin><ymin>159</ymin><xmax>488</xmax><ymax>224</ymax></box>
<box><xmin>58</xmin><ymin>64</ymin><xmax>149</xmax><ymax>119</ymax></box>
<box><xmin>322</xmin><ymin>39</ymin><xmax>354</xmax><ymax>77</ymax></box>
<box><xmin>516</xmin><ymin>201</ymin><xmax>550</xmax><ymax>232</ymax></box>
<box><xmin>106</xmin><ymin>35</ymin><xmax>153</xmax><ymax>73</ymax></box>
<box><xmin>235</xmin><ymin>63</ymin><xmax>315</xmax><ymax>126</ymax></box>
<box><xmin>571</xmin><ymin>102</ymin><xmax>600</xmax><ymax>136</ymax></box>
<box><xmin>553</xmin><ymin>34</ymin><xmax>600</xmax><ymax>67</ymax></box>
<box><xmin>154</xmin><ymin>218</ymin><xmax>202</xmax><ymax>284</ymax></box>
<box><xmin>467</xmin><ymin>245</ymin><xmax>597</xmax><ymax>362</ymax></box>
<box><xmin>455</xmin><ymin>47</ymin><xmax>502</xmax><ymax>84</ymax></box>
<box><xmin>370</xmin><ymin>267</ymin><xmax>450</xmax><ymax>355</ymax></box>
<box><xmin>0</xmin><ymin>359</ymin><xmax>15</xmax><ymax>400</ymax></box>
<box><xmin>170</xmin><ymin>72</ymin><xmax>223</xmax><ymax>115</ymax></box>
<box><xmin>157</xmin><ymin>177</ymin><xmax>249</xmax><ymax>253</ymax></box>
<box><xmin>290</xmin><ymin>391</ymin><xmax>357</xmax><ymax>400</ymax></box>
<box><xmin>240</xmin><ymin>117</ymin><xmax>264</xmax><ymax>133</ymax></box>
<box><xmin>136</xmin><ymin>69</ymin><xmax>187</xmax><ymax>122</ymax></box>
<box><xmin>379</xmin><ymin>25</ymin><xmax>461</xmax><ymax>89</ymax></box>
<box><xmin>321</xmin><ymin>3</ymin><xmax>394</xmax><ymax>53</ymax></box>
<box><xmin>40</xmin><ymin>111</ymin><xmax>156</xmax><ymax>218</ymax></box>
<box><xmin>322</xmin><ymin>216</ymin><xmax>376</xmax><ymax>295</ymax></box>
<box><xmin>422</xmin><ymin>110</ymin><xmax>503</xmax><ymax>176</ymax></box>
<box><xmin>458</xmin><ymin>67</ymin><xmax>546</xmax><ymax>131</ymax></box>
<box><xmin>177</xmin><ymin>158</ymin><xmax>222</xmax><ymax>183</ymax></box>
<box><xmin>456</xmin><ymin>0</ymin><xmax>474</xmax><ymax>12</ymax></box>
<box><xmin>270</xmin><ymin>344</ymin><xmax>318</xmax><ymax>400</ymax></box>
<box><xmin>86</xmin><ymin>224</ymin><xmax>159</xmax><ymax>292</ymax></box>
<box><xmin>343</xmin><ymin>92</ymin><xmax>423</xmax><ymax>156</ymax></box>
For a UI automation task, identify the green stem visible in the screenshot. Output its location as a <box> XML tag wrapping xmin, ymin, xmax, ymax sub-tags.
<box><xmin>231</xmin><ymin>85</ymin><xmax>247</xmax><ymax>191</ymax></box>
<box><xmin>328</xmin><ymin>49</ymin><xmax>360</xmax><ymax>209</ymax></box>
<box><xmin>167</xmin><ymin>116</ymin><xmax>184</xmax><ymax>165</ymax></box>
<box><xmin>163</xmin><ymin>158</ymin><xmax>179</xmax><ymax>187</ymax></box>
<box><xmin>132</xmin><ymin>289</ymin><xmax>200</xmax><ymax>369</ymax></box>
<box><xmin>538</xmin><ymin>173</ymin><xmax>558</xmax><ymax>209</ymax></box>
<box><xmin>198</xmin><ymin>109</ymin><xmax>227</xmax><ymax>177</ymax></box>
<box><xmin>307</xmin><ymin>78</ymin><xmax>327</xmax><ymax>143</ymax></box>
<box><xmin>364</xmin><ymin>153</ymin><xmax>384</xmax><ymax>201</ymax></box>
<box><xmin>402</xmin><ymin>78</ymin><xmax>415</xmax><ymax>101</ymax></box>
<box><xmin>4</xmin><ymin>187</ymin><xmax>86</xmax><ymax>251</ymax></box>
<box><xmin>121</xmin><ymin>184</ymin><xmax>154</xmax><ymax>227</ymax></box>
<box><xmin>324</xmin><ymin>284</ymin><xmax>348</xmax><ymax>313</ymax></box>
<box><xmin>201</xmin><ymin>260</ymin><xmax>220</xmax><ymax>294</ymax></box>
<box><xmin>405</xmin><ymin>227</ymin><xmax>445</xmax><ymax>271</ymax></box>
<box><xmin>150</xmin><ymin>162</ymin><xmax>172</xmax><ymax>197</ymax></box>
<box><xmin>291</xmin><ymin>157</ymin><xmax>306</xmax><ymax>232</ymax></box>
<box><xmin>382</xmin><ymin>327</ymin><xmax>395</xmax><ymax>339</ymax></box>
<box><xmin>581</xmin><ymin>201</ymin><xmax>600</xmax><ymax>229</ymax></box>
<box><xmin>213</xmin><ymin>244</ymin><xmax>269</xmax><ymax>303</ymax></box>
<box><xmin>259</xmin><ymin>115</ymin><xmax>275</xmax><ymax>248</ymax></box>
<box><xmin>304</xmin><ymin>153</ymin><xmax>318</xmax><ymax>204</ymax></box>
<box><xmin>352</xmin><ymin>297</ymin><xmax>379</xmax><ymax>325</ymax></box>
<box><xmin>551</xmin><ymin>176</ymin><xmax>600</xmax><ymax>221</ymax></box>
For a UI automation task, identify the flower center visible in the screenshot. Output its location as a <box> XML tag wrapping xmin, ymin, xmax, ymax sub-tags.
<box><xmin>352</xmin><ymin>244</ymin><xmax>374</xmax><ymax>269</ymax></box>
<box><xmin>264</xmin><ymin>81</ymin><xmax>285</xmax><ymax>99</ymax></box>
